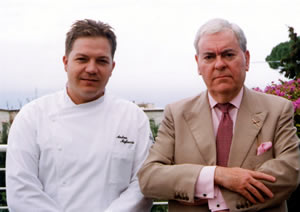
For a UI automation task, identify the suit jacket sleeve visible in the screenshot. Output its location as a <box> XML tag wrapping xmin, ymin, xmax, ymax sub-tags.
<box><xmin>138</xmin><ymin>104</ymin><xmax>203</xmax><ymax>203</ymax></box>
<box><xmin>224</xmin><ymin>99</ymin><xmax>300</xmax><ymax>212</ymax></box>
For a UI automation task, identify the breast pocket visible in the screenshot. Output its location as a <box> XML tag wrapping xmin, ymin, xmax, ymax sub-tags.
<box><xmin>109</xmin><ymin>148</ymin><xmax>135</xmax><ymax>185</ymax></box>
<box><xmin>244</xmin><ymin>150</ymin><xmax>274</xmax><ymax>170</ymax></box>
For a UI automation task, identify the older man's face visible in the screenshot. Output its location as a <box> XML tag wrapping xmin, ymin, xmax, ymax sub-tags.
<box><xmin>195</xmin><ymin>29</ymin><xmax>250</xmax><ymax>101</ymax></box>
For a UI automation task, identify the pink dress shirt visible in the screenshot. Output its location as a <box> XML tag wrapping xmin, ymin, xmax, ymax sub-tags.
<box><xmin>194</xmin><ymin>88</ymin><xmax>244</xmax><ymax>211</ymax></box>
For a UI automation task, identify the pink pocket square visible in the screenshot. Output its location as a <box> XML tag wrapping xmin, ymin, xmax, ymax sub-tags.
<box><xmin>257</xmin><ymin>141</ymin><xmax>272</xmax><ymax>156</ymax></box>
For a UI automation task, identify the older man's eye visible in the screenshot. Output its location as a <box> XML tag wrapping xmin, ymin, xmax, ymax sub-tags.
<box><xmin>204</xmin><ymin>55</ymin><xmax>215</xmax><ymax>60</ymax></box>
<box><xmin>223</xmin><ymin>52</ymin><xmax>235</xmax><ymax>59</ymax></box>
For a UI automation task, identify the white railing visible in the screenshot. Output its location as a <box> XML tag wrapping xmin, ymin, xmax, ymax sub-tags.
<box><xmin>0</xmin><ymin>145</ymin><xmax>6</xmax><ymax>152</ymax></box>
<box><xmin>0</xmin><ymin>144</ymin><xmax>8</xmax><ymax>210</ymax></box>
<box><xmin>153</xmin><ymin>201</ymin><xmax>168</xmax><ymax>205</ymax></box>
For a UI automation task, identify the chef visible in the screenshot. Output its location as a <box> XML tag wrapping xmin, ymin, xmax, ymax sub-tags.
<box><xmin>6</xmin><ymin>19</ymin><xmax>153</xmax><ymax>212</ymax></box>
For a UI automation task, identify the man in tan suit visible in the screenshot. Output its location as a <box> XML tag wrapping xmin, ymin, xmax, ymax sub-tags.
<box><xmin>138</xmin><ymin>18</ymin><xmax>300</xmax><ymax>211</ymax></box>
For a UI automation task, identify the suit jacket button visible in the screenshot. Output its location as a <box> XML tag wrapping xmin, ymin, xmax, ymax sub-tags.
<box><xmin>245</xmin><ymin>201</ymin><xmax>251</xmax><ymax>207</ymax></box>
<box><xmin>203</xmin><ymin>193</ymin><xmax>207</xmax><ymax>197</ymax></box>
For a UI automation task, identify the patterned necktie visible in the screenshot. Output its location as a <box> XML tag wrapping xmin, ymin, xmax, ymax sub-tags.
<box><xmin>216</xmin><ymin>103</ymin><xmax>233</xmax><ymax>167</ymax></box>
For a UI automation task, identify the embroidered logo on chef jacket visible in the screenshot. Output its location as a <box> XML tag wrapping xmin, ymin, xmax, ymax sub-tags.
<box><xmin>116</xmin><ymin>135</ymin><xmax>134</xmax><ymax>144</ymax></box>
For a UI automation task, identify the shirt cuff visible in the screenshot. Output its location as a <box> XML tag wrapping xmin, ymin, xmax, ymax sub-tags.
<box><xmin>194</xmin><ymin>166</ymin><xmax>216</xmax><ymax>199</ymax></box>
<box><xmin>194</xmin><ymin>166</ymin><xmax>229</xmax><ymax>211</ymax></box>
<box><xmin>208</xmin><ymin>186</ymin><xmax>229</xmax><ymax>211</ymax></box>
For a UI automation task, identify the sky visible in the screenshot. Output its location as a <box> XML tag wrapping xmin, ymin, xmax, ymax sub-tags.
<box><xmin>1</xmin><ymin>0</ymin><xmax>299</xmax><ymax>109</ymax></box>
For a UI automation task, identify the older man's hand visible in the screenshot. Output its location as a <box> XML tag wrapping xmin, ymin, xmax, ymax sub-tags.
<box><xmin>215</xmin><ymin>167</ymin><xmax>276</xmax><ymax>204</ymax></box>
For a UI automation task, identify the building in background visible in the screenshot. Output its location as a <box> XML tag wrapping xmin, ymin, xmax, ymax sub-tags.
<box><xmin>137</xmin><ymin>103</ymin><xmax>164</xmax><ymax>125</ymax></box>
<box><xmin>0</xmin><ymin>109</ymin><xmax>18</xmax><ymax>125</ymax></box>
<box><xmin>0</xmin><ymin>105</ymin><xmax>165</xmax><ymax>143</ymax></box>
<box><xmin>143</xmin><ymin>108</ymin><xmax>164</xmax><ymax>126</ymax></box>
<box><xmin>0</xmin><ymin>109</ymin><xmax>18</xmax><ymax>144</ymax></box>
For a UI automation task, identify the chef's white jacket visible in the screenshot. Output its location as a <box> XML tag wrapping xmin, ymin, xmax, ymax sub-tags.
<box><xmin>6</xmin><ymin>90</ymin><xmax>153</xmax><ymax>212</ymax></box>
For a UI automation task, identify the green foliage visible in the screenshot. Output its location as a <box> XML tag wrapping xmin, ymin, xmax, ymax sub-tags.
<box><xmin>254</xmin><ymin>79</ymin><xmax>300</xmax><ymax>137</ymax></box>
<box><xmin>266</xmin><ymin>41</ymin><xmax>290</xmax><ymax>69</ymax></box>
<box><xmin>149</xmin><ymin>119</ymin><xmax>160</xmax><ymax>140</ymax></box>
<box><xmin>266</xmin><ymin>27</ymin><xmax>300</xmax><ymax>79</ymax></box>
<box><xmin>1</xmin><ymin>123</ymin><xmax>9</xmax><ymax>145</ymax></box>
<box><xmin>151</xmin><ymin>204</ymin><xmax>168</xmax><ymax>212</ymax></box>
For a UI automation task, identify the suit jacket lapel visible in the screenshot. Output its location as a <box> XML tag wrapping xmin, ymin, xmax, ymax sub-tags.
<box><xmin>228</xmin><ymin>87</ymin><xmax>268</xmax><ymax>167</ymax></box>
<box><xmin>183</xmin><ymin>91</ymin><xmax>217</xmax><ymax>165</ymax></box>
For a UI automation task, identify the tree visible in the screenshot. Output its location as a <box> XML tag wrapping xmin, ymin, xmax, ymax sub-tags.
<box><xmin>149</xmin><ymin>119</ymin><xmax>160</xmax><ymax>140</ymax></box>
<box><xmin>1</xmin><ymin>123</ymin><xmax>9</xmax><ymax>145</ymax></box>
<box><xmin>266</xmin><ymin>27</ymin><xmax>300</xmax><ymax>79</ymax></box>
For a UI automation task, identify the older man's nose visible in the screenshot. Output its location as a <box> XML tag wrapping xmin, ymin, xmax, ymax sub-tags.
<box><xmin>214</xmin><ymin>56</ymin><xmax>226</xmax><ymax>71</ymax></box>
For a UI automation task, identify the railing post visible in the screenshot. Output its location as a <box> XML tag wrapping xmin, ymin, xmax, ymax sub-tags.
<box><xmin>0</xmin><ymin>145</ymin><xmax>7</xmax><ymax>152</ymax></box>
<box><xmin>0</xmin><ymin>144</ymin><xmax>8</xmax><ymax>210</ymax></box>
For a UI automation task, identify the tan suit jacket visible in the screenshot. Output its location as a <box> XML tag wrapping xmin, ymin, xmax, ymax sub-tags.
<box><xmin>138</xmin><ymin>87</ymin><xmax>300</xmax><ymax>212</ymax></box>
